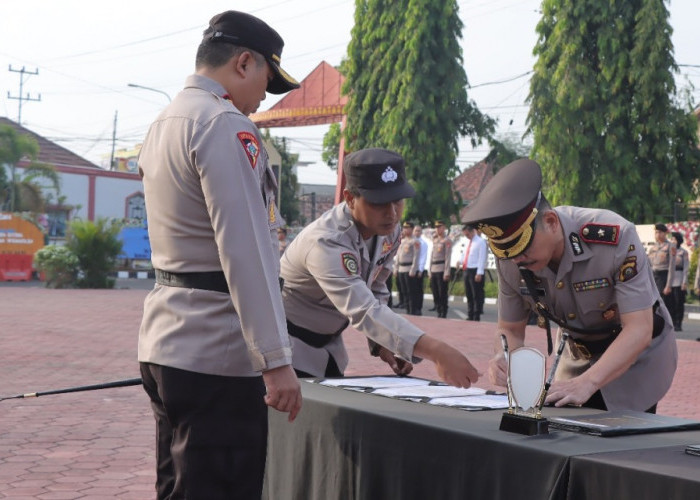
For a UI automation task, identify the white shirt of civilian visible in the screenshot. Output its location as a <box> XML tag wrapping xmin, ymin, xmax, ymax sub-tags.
<box><xmin>464</xmin><ymin>234</ymin><xmax>487</xmax><ymax>275</ymax></box>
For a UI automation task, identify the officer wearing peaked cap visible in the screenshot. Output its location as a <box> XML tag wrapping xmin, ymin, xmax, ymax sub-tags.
<box><xmin>462</xmin><ymin>159</ymin><xmax>677</xmax><ymax>413</ymax></box>
<box><xmin>280</xmin><ymin>148</ymin><xmax>479</xmax><ymax>387</ymax></box>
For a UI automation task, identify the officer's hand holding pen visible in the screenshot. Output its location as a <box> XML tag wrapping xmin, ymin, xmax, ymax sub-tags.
<box><xmin>487</xmin><ymin>333</ymin><xmax>510</xmax><ymax>386</ymax></box>
<box><xmin>543</xmin><ymin>333</ymin><xmax>598</xmax><ymax>408</ymax></box>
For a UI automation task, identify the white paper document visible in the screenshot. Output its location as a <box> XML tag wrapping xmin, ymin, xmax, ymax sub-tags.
<box><xmin>317</xmin><ymin>376</ymin><xmax>432</xmax><ymax>389</ymax></box>
<box><xmin>372</xmin><ymin>385</ymin><xmax>486</xmax><ymax>399</ymax></box>
<box><xmin>428</xmin><ymin>394</ymin><xmax>509</xmax><ymax>409</ymax></box>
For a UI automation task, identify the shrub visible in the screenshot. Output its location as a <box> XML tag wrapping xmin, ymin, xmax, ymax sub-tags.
<box><xmin>34</xmin><ymin>245</ymin><xmax>79</xmax><ymax>288</ymax></box>
<box><xmin>66</xmin><ymin>218</ymin><xmax>123</xmax><ymax>288</ymax></box>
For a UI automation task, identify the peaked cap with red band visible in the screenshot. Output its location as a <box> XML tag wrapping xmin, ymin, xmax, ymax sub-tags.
<box><xmin>461</xmin><ymin>159</ymin><xmax>543</xmax><ymax>259</ymax></box>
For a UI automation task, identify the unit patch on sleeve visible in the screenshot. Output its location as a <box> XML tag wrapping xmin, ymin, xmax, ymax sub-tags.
<box><xmin>381</xmin><ymin>239</ymin><xmax>393</xmax><ymax>255</ymax></box>
<box><xmin>237</xmin><ymin>131</ymin><xmax>260</xmax><ymax>168</ymax></box>
<box><xmin>341</xmin><ymin>252</ymin><xmax>359</xmax><ymax>276</ymax></box>
<box><xmin>580</xmin><ymin>223</ymin><xmax>620</xmax><ymax>245</ymax></box>
<box><xmin>572</xmin><ymin>278</ymin><xmax>610</xmax><ymax>292</ymax></box>
<box><xmin>618</xmin><ymin>256</ymin><xmax>638</xmax><ymax>282</ymax></box>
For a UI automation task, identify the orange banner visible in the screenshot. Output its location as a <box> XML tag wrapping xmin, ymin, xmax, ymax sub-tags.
<box><xmin>0</xmin><ymin>213</ymin><xmax>45</xmax><ymax>255</ymax></box>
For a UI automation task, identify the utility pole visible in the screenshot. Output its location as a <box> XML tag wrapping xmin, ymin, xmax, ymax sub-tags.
<box><xmin>110</xmin><ymin>111</ymin><xmax>118</xmax><ymax>171</ymax></box>
<box><xmin>7</xmin><ymin>65</ymin><xmax>41</xmax><ymax>125</ymax></box>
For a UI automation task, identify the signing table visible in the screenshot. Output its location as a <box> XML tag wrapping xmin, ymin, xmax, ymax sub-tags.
<box><xmin>263</xmin><ymin>379</ymin><xmax>700</xmax><ymax>500</ymax></box>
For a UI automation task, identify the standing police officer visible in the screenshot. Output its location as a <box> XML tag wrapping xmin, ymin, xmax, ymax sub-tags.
<box><xmin>137</xmin><ymin>11</ymin><xmax>301</xmax><ymax>499</ymax></box>
<box><xmin>280</xmin><ymin>148</ymin><xmax>479</xmax><ymax>388</ymax></box>
<box><xmin>429</xmin><ymin>220</ymin><xmax>453</xmax><ymax>318</ymax></box>
<box><xmin>462</xmin><ymin>159</ymin><xmax>677</xmax><ymax>413</ymax></box>
<box><xmin>647</xmin><ymin>223</ymin><xmax>675</xmax><ymax>317</ymax></box>
<box><xmin>396</xmin><ymin>221</ymin><xmax>421</xmax><ymax>314</ymax></box>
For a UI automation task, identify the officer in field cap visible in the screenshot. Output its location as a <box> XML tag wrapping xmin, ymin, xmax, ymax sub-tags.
<box><xmin>206</xmin><ymin>10</ymin><xmax>300</xmax><ymax>94</ymax></box>
<box><xmin>343</xmin><ymin>148</ymin><xmax>416</xmax><ymax>203</ymax></box>
<box><xmin>280</xmin><ymin>147</ymin><xmax>479</xmax><ymax>388</ymax></box>
<box><xmin>137</xmin><ymin>9</ymin><xmax>303</xmax><ymax>499</ymax></box>
<box><xmin>462</xmin><ymin>158</ymin><xmax>676</xmax><ymax>413</ymax></box>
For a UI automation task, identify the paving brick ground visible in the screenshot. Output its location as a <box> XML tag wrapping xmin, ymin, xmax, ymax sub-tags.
<box><xmin>1</xmin><ymin>287</ymin><xmax>698</xmax><ymax>498</ymax></box>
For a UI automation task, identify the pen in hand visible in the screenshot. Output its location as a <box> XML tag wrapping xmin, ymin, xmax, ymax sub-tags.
<box><xmin>537</xmin><ymin>332</ymin><xmax>569</xmax><ymax>412</ymax></box>
<box><xmin>500</xmin><ymin>334</ymin><xmax>509</xmax><ymax>363</ymax></box>
<box><xmin>500</xmin><ymin>334</ymin><xmax>513</xmax><ymax>410</ymax></box>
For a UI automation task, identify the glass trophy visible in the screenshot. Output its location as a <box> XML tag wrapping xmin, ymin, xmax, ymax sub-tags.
<box><xmin>499</xmin><ymin>346</ymin><xmax>549</xmax><ymax>435</ymax></box>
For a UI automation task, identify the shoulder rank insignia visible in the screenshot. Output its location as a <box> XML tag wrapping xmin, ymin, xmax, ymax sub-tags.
<box><xmin>237</xmin><ymin>131</ymin><xmax>260</xmax><ymax>169</ymax></box>
<box><xmin>569</xmin><ymin>232</ymin><xmax>584</xmax><ymax>256</ymax></box>
<box><xmin>618</xmin><ymin>256</ymin><xmax>638</xmax><ymax>282</ymax></box>
<box><xmin>341</xmin><ymin>252</ymin><xmax>359</xmax><ymax>276</ymax></box>
<box><xmin>580</xmin><ymin>223</ymin><xmax>619</xmax><ymax>245</ymax></box>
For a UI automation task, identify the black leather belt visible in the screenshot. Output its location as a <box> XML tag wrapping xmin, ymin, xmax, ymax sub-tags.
<box><xmin>431</xmin><ymin>260</ymin><xmax>445</xmax><ymax>264</ymax></box>
<box><xmin>287</xmin><ymin>319</ymin><xmax>348</xmax><ymax>348</ymax></box>
<box><xmin>573</xmin><ymin>301</ymin><xmax>665</xmax><ymax>358</ymax></box>
<box><xmin>155</xmin><ymin>269</ymin><xmax>229</xmax><ymax>294</ymax></box>
<box><xmin>399</xmin><ymin>262</ymin><xmax>412</xmax><ymax>265</ymax></box>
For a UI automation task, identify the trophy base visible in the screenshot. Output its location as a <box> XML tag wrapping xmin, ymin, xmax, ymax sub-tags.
<box><xmin>499</xmin><ymin>411</ymin><xmax>549</xmax><ymax>436</ymax></box>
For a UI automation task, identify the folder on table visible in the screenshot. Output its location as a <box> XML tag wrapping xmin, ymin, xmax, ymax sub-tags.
<box><xmin>549</xmin><ymin>410</ymin><xmax>700</xmax><ymax>436</ymax></box>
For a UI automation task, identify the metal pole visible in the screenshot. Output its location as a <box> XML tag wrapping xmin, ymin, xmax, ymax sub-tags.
<box><xmin>127</xmin><ymin>83</ymin><xmax>172</xmax><ymax>102</ymax></box>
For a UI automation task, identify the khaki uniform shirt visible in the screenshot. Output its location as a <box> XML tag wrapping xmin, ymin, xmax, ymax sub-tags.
<box><xmin>137</xmin><ymin>74</ymin><xmax>292</xmax><ymax>377</ymax></box>
<box><xmin>671</xmin><ymin>247</ymin><xmax>689</xmax><ymax>288</ymax></box>
<box><xmin>430</xmin><ymin>235</ymin><xmax>453</xmax><ymax>279</ymax></box>
<box><xmin>497</xmin><ymin>206</ymin><xmax>677</xmax><ymax>411</ymax></box>
<box><xmin>647</xmin><ymin>240</ymin><xmax>675</xmax><ymax>288</ymax></box>
<box><xmin>280</xmin><ymin>203</ymin><xmax>424</xmax><ymax>376</ymax></box>
<box><xmin>397</xmin><ymin>235</ymin><xmax>420</xmax><ymax>274</ymax></box>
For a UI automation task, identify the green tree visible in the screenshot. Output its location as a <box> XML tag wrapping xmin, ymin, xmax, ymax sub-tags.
<box><xmin>66</xmin><ymin>218</ymin><xmax>123</xmax><ymax>289</ymax></box>
<box><xmin>343</xmin><ymin>0</ymin><xmax>495</xmax><ymax>222</ymax></box>
<box><xmin>322</xmin><ymin>122</ymin><xmax>342</xmax><ymax>170</ymax></box>
<box><xmin>264</xmin><ymin>131</ymin><xmax>300</xmax><ymax>225</ymax></box>
<box><xmin>527</xmin><ymin>0</ymin><xmax>700</xmax><ymax>222</ymax></box>
<box><xmin>0</xmin><ymin>124</ymin><xmax>61</xmax><ymax>213</ymax></box>
<box><xmin>485</xmin><ymin>132</ymin><xmax>533</xmax><ymax>171</ymax></box>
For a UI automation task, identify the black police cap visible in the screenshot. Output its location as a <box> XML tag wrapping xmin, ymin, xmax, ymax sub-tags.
<box><xmin>461</xmin><ymin>158</ymin><xmax>542</xmax><ymax>259</ymax></box>
<box><xmin>206</xmin><ymin>11</ymin><xmax>300</xmax><ymax>95</ymax></box>
<box><xmin>343</xmin><ymin>148</ymin><xmax>416</xmax><ymax>204</ymax></box>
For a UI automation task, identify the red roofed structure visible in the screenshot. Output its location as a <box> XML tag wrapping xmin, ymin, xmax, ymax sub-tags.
<box><xmin>250</xmin><ymin>61</ymin><xmax>348</xmax><ymax>202</ymax></box>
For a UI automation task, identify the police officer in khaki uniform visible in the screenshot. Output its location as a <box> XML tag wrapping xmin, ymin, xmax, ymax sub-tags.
<box><xmin>429</xmin><ymin>220</ymin><xmax>452</xmax><ymax>318</ymax></box>
<box><xmin>670</xmin><ymin>232</ymin><xmax>689</xmax><ymax>331</ymax></box>
<box><xmin>137</xmin><ymin>11</ymin><xmax>301</xmax><ymax>499</ymax></box>
<box><xmin>462</xmin><ymin>159</ymin><xmax>677</xmax><ymax>413</ymax></box>
<box><xmin>396</xmin><ymin>221</ymin><xmax>421</xmax><ymax>314</ymax></box>
<box><xmin>280</xmin><ymin>148</ymin><xmax>479</xmax><ymax>388</ymax></box>
<box><xmin>647</xmin><ymin>223</ymin><xmax>675</xmax><ymax>316</ymax></box>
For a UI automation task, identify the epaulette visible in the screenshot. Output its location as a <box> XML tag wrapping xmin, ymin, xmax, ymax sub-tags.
<box><xmin>580</xmin><ymin>223</ymin><xmax>620</xmax><ymax>245</ymax></box>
